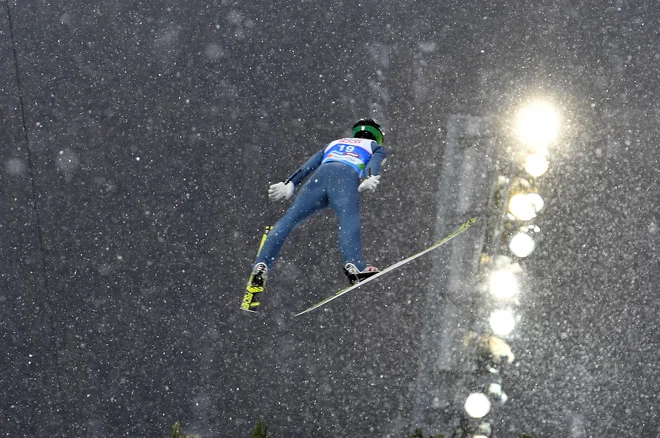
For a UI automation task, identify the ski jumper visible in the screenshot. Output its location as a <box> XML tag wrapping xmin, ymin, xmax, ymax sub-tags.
<box><xmin>255</xmin><ymin>138</ymin><xmax>387</xmax><ymax>272</ymax></box>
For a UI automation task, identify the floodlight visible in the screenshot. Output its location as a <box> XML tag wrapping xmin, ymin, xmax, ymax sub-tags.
<box><xmin>489</xmin><ymin>270</ymin><xmax>518</xmax><ymax>300</ymax></box>
<box><xmin>487</xmin><ymin>335</ymin><xmax>515</xmax><ymax>363</ymax></box>
<box><xmin>524</xmin><ymin>153</ymin><xmax>549</xmax><ymax>177</ymax></box>
<box><xmin>489</xmin><ymin>309</ymin><xmax>516</xmax><ymax>336</ymax></box>
<box><xmin>464</xmin><ymin>392</ymin><xmax>491</xmax><ymax>419</ymax></box>
<box><xmin>508</xmin><ymin>193</ymin><xmax>544</xmax><ymax>221</ymax></box>
<box><xmin>509</xmin><ymin>232</ymin><xmax>536</xmax><ymax>257</ymax></box>
<box><xmin>515</xmin><ymin>101</ymin><xmax>560</xmax><ymax>149</ymax></box>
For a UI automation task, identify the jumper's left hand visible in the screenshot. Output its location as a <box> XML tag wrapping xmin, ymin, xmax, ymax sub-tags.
<box><xmin>358</xmin><ymin>175</ymin><xmax>380</xmax><ymax>193</ymax></box>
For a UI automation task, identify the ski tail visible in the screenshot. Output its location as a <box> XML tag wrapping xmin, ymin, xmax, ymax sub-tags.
<box><xmin>295</xmin><ymin>217</ymin><xmax>477</xmax><ymax>317</ymax></box>
<box><xmin>240</xmin><ymin>226</ymin><xmax>272</xmax><ymax>312</ymax></box>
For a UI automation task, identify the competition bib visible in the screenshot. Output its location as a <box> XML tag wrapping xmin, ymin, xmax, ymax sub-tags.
<box><xmin>321</xmin><ymin>138</ymin><xmax>375</xmax><ymax>176</ymax></box>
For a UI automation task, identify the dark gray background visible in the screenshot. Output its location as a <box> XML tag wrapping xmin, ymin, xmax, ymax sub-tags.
<box><xmin>1</xmin><ymin>0</ymin><xmax>659</xmax><ymax>436</ymax></box>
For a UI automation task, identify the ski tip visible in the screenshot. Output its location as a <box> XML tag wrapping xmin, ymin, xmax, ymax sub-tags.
<box><xmin>294</xmin><ymin>308</ymin><xmax>312</xmax><ymax>317</ymax></box>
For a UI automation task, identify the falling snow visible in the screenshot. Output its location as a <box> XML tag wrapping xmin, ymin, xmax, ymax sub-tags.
<box><xmin>1</xmin><ymin>1</ymin><xmax>659</xmax><ymax>437</ymax></box>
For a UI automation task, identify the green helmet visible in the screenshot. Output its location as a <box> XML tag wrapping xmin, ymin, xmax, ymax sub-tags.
<box><xmin>352</xmin><ymin>118</ymin><xmax>384</xmax><ymax>145</ymax></box>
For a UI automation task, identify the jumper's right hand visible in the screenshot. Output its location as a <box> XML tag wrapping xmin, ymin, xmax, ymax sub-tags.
<box><xmin>268</xmin><ymin>181</ymin><xmax>295</xmax><ymax>201</ymax></box>
<box><xmin>358</xmin><ymin>175</ymin><xmax>380</xmax><ymax>193</ymax></box>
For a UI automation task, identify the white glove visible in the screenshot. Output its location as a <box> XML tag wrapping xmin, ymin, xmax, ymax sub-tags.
<box><xmin>268</xmin><ymin>181</ymin><xmax>295</xmax><ymax>201</ymax></box>
<box><xmin>358</xmin><ymin>175</ymin><xmax>380</xmax><ymax>193</ymax></box>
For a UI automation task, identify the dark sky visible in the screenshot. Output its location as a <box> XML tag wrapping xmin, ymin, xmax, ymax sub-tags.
<box><xmin>1</xmin><ymin>0</ymin><xmax>659</xmax><ymax>436</ymax></box>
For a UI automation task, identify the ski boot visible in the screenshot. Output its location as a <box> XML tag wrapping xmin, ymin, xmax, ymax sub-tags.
<box><xmin>343</xmin><ymin>263</ymin><xmax>379</xmax><ymax>285</ymax></box>
<box><xmin>249</xmin><ymin>262</ymin><xmax>268</xmax><ymax>287</ymax></box>
<box><xmin>241</xmin><ymin>262</ymin><xmax>268</xmax><ymax>312</ymax></box>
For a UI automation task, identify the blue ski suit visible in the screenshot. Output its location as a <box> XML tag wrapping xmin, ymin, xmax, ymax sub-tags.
<box><xmin>255</xmin><ymin>137</ymin><xmax>387</xmax><ymax>272</ymax></box>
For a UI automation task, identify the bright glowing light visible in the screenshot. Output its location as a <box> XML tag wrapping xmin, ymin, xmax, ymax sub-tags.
<box><xmin>488</xmin><ymin>335</ymin><xmax>515</xmax><ymax>363</ymax></box>
<box><xmin>524</xmin><ymin>153</ymin><xmax>549</xmax><ymax>177</ymax></box>
<box><xmin>527</xmin><ymin>193</ymin><xmax>544</xmax><ymax>211</ymax></box>
<box><xmin>508</xmin><ymin>193</ymin><xmax>544</xmax><ymax>221</ymax></box>
<box><xmin>489</xmin><ymin>309</ymin><xmax>516</xmax><ymax>336</ymax></box>
<box><xmin>472</xmin><ymin>435</ymin><xmax>489</xmax><ymax>438</ymax></box>
<box><xmin>465</xmin><ymin>392</ymin><xmax>491</xmax><ymax>418</ymax></box>
<box><xmin>488</xmin><ymin>383</ymin><xmax>502</xmax><ymax>396</ymax></box>
<box><xmin>489</xmin><ymin>270</ymin><xmax>518</xmax><ymax>299</ymax></box>
<box><xmin>515</xmin><ymin>101</ymin><xmax>560</xmax><ymax>148</ymax></box>
<box><xmin>509</xmin><ymin>232</ymin><xmax>536</xmax><ymax>257</ymax></box>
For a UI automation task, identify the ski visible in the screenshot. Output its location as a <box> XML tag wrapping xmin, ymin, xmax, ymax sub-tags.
<box><xmin>295</xmin><ymin>217</ymin><xmax>477</xmax><ymax>317</ymax></box>
<box><xmin>240</xmin><ymin>225</ymin><xmax>272</xmax><ymax>312</ymax></box>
